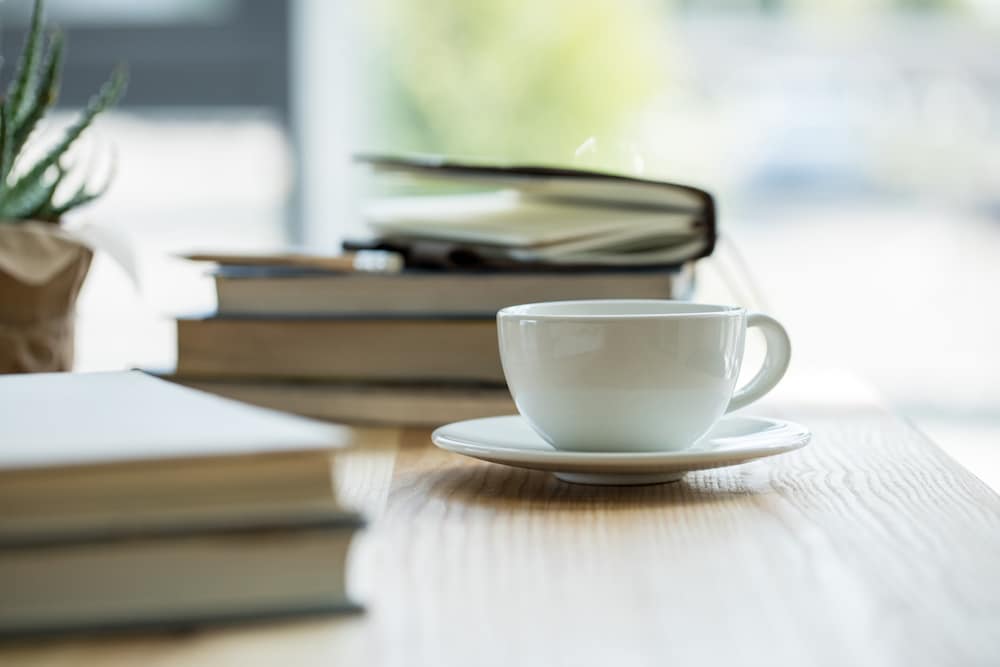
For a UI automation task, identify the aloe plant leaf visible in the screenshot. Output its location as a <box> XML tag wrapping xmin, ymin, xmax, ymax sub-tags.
<box><xmin>0</xmin><ymin>108</ymin><xmax>12</xmax><ymax>187</ymax></box>
<box><xmin>7</xmin><ymin>0</ymin><xmax>47</xmax><ymax>128</ymax></box>
<box><xmin>38</xmin><ymin>178</ymin><xmax>106</xmax><ymax>222</ymax></box>
<box><xmin>0</xmin><ymin>162</ymin><xmax>64</xmax><ymax>220</ymax></box>
<box><xmin>40</xmin><ymin>147</ymin><xmax>116</xmax><ymax>221</ymax></box>
<box><xmin>10</xmin><ymin>30</ymin><xmax>63</xmax><ymax>161</ymax></box>
<box><xmin>0</xmin><ymin>64</ymin><xmax>127</xmax><ymax>215</ymax></box>
<box><xmin>43</xmin><ymin>185</ymin><xmax>102</xmax><ymax>220</ymax></box>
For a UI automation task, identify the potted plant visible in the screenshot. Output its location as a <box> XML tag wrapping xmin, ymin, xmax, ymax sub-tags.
<box><xmin>0</xmin><ymin>0</ymin><xmax>126</xmax><ymax>373</ymax></box>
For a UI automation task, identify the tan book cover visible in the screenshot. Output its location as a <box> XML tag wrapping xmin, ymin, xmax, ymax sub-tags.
<box><xmin>176</xmin><ymin>318</ymin><xmax>505</xmax><ymax>383</ymax></box>
<box><xmin>168</xmin><ymin>378</ymin><xmax>516</xmax><ymax>427</ymax></box>
<box><xmin>211</xmin><ymin>264</ymin><xmax>693</xmax><ymax>316</ymax></box>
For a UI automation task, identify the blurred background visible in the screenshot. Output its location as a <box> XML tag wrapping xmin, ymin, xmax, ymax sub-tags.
<box><xmin>4</xmin><ymin>0</ymin><xmax>997</xmax><ymax>485</ymax></box>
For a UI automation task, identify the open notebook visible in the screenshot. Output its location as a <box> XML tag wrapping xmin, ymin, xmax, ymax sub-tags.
<box><xmin>354</xmin><ymin>153</ymin><xmax>717</xmax><ymax>268</ymax></box>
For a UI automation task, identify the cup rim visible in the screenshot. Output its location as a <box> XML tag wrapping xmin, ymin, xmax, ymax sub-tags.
<box><xmin>497</xmin><ymin>299</ymin><xmax>745</xmax><ymax>320</ymax></box>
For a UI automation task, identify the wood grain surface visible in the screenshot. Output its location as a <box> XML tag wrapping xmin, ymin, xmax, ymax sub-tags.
<box><xmin>3</xmin><ymin>377</ymin><xmax>999</xmax><ymax>666</ymax></box>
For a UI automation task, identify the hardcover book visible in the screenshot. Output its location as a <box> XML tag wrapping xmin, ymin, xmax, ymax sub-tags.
<box><xmin>352</xmin><ymin>153</ymin><xmax>716</xmax><ymax>269</ymax></box>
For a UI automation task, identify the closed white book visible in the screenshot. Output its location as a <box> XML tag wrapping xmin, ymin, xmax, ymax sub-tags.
<box><xmin>2</xmin><ymin>513</ymin><xmax>360</xmax><ymax>638</ymax></box>
<box><xmin>0</xmin><ymin>371</ymin><xmax>363</xmax><ymax>636</ymax></box>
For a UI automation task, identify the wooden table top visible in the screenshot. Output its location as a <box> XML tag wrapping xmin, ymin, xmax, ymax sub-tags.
<box><xmin>4</xmin><ymin>372</ymin><xmax>1000</xmax><ymax>666</ymax></box>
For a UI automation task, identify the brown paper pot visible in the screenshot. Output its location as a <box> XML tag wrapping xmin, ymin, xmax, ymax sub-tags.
<box><xmin>0</xmin><ymin>222</ymin><xmax>92</xmax><ymax>373</ymax></box>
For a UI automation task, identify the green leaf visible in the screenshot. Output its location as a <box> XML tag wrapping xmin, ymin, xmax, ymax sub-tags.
<box><xmin>6</xmin><ymin>0</ymin><xmax>47</xmax><ymax>128</ymax></box>
<box><xmin>42</xmin><ymin>186</ymin><xmax>101</xmax><ymax>220</ymax></box>
<box><xmin>0</xmin><ymin>162</ymin><xmax>63</xmax><ymax>220</ymax></box>
<box><xmin>10</xmin><ymin>30</ymin><xmax>63</xmax><ymax>161</ymax></box>
<box><xmin>0</xmin><ymin>107</ymin><xmax>12</xmax><ymax>187</ymax></box>
<box><xmin>50</xmin><ymin>146</ymin><xmax>116</xmax><ymax>219</ymax></box>
<box><xmin>39</xmin><ymin>164</ymin><xmax>111</xmax><ymax>222</ymax></box>
<box><xmin>0</xmin><ymin>63</ymin><xmax>127</xmax><ymax>216</ymax></box>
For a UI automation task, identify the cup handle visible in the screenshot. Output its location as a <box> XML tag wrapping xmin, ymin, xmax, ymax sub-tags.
<box><xmin>726</xmin><ymin>313</ymin><xmax>791</xmax><ymax>413</ymax></box>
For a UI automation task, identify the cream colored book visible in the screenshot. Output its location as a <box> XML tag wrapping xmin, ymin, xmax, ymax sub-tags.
<box><xmin>0</xmin><ymin>370</ymin><xmax>356</xmax><ymax>539</ymax></box>
<box><xmin>0</xmin><ymin>371</ymin><xmax>364</xmax><ymax>636</ymax></box>
<box><xmin>356</xmin><ymin>153</ymin><xmax>717</xmax><ymax>267</ymax></box>
<box><xmin>1</xmin><ymin>514</ymin><xmax>360</xmax><ymax>637</ymax></box>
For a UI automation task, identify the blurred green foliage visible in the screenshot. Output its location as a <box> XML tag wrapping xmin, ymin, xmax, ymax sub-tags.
<box><xmin>364</xmin><ymin>0</ymin><xmax>667</xmax><ymax>166</ymax></box>
<box><xmin>0</xmin><ymin>0</ymin><xmax>126</xmax><ymax>224</ymax></box>
<box><xmin>363</xmin><ymin>0</ymin><xmax>985</xmax><ymax>171</ymax></box>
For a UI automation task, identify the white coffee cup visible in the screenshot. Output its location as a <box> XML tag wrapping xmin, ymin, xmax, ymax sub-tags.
<box><xmin>497</xmin><ymin>300</ymin><xmax>791</xmax><ymax>452</ymax></box>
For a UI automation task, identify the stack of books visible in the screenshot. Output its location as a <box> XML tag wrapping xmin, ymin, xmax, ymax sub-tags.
<box><xmin>0</xmin><ymin>371</ymin><xmax>361</xmax><ymax>637</ymax></box>
<box><xmin>170</xmin><ymin>155</ymin><xmax>716</xmax><ymax>427</ymax></box>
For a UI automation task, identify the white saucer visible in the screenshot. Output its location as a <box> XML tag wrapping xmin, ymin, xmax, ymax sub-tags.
<box><xmin>431</xmin><ymin>414</ymin><xmax>811</xmax><ymax>485</ymax></box>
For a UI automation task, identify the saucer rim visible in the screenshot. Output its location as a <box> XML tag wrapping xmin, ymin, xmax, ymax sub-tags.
<box><xmin>431</xmin><ymin>414</ymin><xmax>811</xmax><ymax>465</ymax></box>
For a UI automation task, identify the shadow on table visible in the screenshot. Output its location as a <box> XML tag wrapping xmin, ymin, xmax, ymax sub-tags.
<box><xmin>419</xmin><ymin>461</ymin><xmax>760</xmax><ymax>511</ymax></box>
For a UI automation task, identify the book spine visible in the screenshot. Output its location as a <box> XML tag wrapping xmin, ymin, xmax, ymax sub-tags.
<box><xmin>176</xmin><ymin>319</ymin><xmax>506</xmax><ymax>383</ymax></box>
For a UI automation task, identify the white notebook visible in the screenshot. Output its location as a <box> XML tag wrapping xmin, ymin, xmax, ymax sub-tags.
<box><xmin>356</xmin><ymin>153</ymin><xmax>717</xmax><ymax>267</ymax></box>
<box><xmin>0</xmin><ymin>370</ymin><xmax>351</xmax><ymax>471</ymax></box>
<box><xmin>0</xmin><ymin>371</ymin><xmax>355</xmax><ymax>539</ymax></box>
<box><xmin>0</xmin><ymin>371</ymin><xmax>364</xmax><ymax>637</ymax></box>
